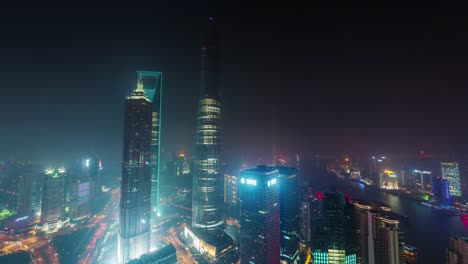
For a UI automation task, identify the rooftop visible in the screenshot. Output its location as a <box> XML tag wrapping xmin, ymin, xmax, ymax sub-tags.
<box><xmin>241</xmin><ymin>165</ymin><xmax>278</xmax><ymax>175</ymax></box>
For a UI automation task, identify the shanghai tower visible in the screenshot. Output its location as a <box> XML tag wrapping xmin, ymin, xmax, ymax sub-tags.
<box><xmin>191</xmin><ymin>18</ymin><xmax>224</xmax><ymax>232</ymax></box>
<box><xmin>119</xmin><ymin>80</ymin><xmax>153</xmax><ymax>263</ymax></box>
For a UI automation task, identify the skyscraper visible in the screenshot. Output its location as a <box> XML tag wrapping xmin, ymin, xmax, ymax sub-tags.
<box><xmin>41</xmin><ymin>168</ymin><xmax>65</xmax><ymax>233</ymax></box>
<box><xmin>17</xmin><ymin>164</ymin><xmax>41</xmax><ymax>219</ymax></box>
<box><xmin>352</xmin><ymin>201</ymin><xmax>372</xmax><ymax>264</ymax></box>
<box><xmin>192</xmin><ymin>18</ymin><xmax>223</xmax><ymax>232</ymax></box>
<box><xmin>224</xmin><ymin>174</ymin><xmax>238</xmax><ymax>206</ymax></box>
<box><xmin>312</xmin><ymin>190</ymin><xmax>346</xmax><ymax>264</ymax></box>
<box><xmin>441</xmin><ymin>162</ymin><xmax>461</xmax><ymax>197</ymax></box>
<box><xmin>277</xmin><ymin>166</ymin><xmax>300</xmax><ymax>263</ymax></box>
<box><xmin>300</xmin><ymin>201</ymin><xmax>311</xmax><ymax>242</ymax></box>
<box><xmin>239</xmin><ymin>166</ymin><xmax>281</xmax><ymax>264</ymax></box>
<box><xmin>69</xmin><ymin>176</ymin><xmax>91</xmax><ymax>220</ymax></box>
<box><xmin>82</xmin><ymin>156</ymin><xmax>100</xmax><ymax>199</ymax></box>
<box><xmin>136</xmin><ymin>70</ymin><xmax>163</xmax><ymax>230</ymax></box>
<box><xmin>119</xmin><ymin>80</ymin><xmax>153</xmax><ymax>263</ymax></box>
<box><xmin>368</xmin><ymin>213</ymin><xmax>405</xmax><ymax>264</ymax></box>
<box><xmin>433</xmin><ymin>177</ymin><xmax>451</xmax><ymax>204</ymax></box>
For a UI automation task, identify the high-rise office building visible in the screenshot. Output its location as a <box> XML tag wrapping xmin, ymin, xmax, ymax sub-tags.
<box><xmin>352</xmin><ymin>201</ymin><xmax>372</xmax><ymax>264</ymax></box>
<box><xmin>176</xmin><ymin>153</ymin><xmax>191</xmax><ymax>177</ymax></box>
<box><xmin>345</xmin><ymin>200</ymin><xmax>358</xmax><ymax>264</ymax></box>
<box><xmin>370</xmin><ymin>156</ymin><xmax>386</xmax><ymax>186</ymax></box>
<box><xmin>69</xmin><ymin>176</ymin><xmax>91</xmax><ymax>220</ymax></box>
<box><xmin>433</xmin><ymin>177</ymin><xmax>451</xmax><ymax>204</ymax></box>
<box><xmin>239</xmin><ymin>166</ymin><xmax>281</xmax><ymax>264</ymax></box>
<box><xmin>41</xmin><ymin>168</ymin><xmax>65</xmax><ymax>233</ymax></box>
<box><xmin>136</xmin><ymin>70</ymin><xmax>163</xmax><ymax>231</ymax></box>
<box><xmin>312</xmin><ymin>190</ymin><xmax>346</xmax><ymax>264</ymax></box>
<box><xmin>277</xmin><ymin>166</ymin><xmax>300</xmax><ymax>263</ymax></box>
<box><xmin>441</xmin><ymin>162</ymin><xmax>461</xmax><ymax>197</ymax></box>
<box><xmin>17</xmin><ymin>164</ymin><xmax>41</xmax><ymax>219</ymax></box>
<box><xmin>368</xmin><ymin>213</ymin><xmax>405</xmax><ymax>264</ymax></box>
<box><xmin>300</xmin><ymin>201</ymin><xmax>311</xmax><ymax>242</ymax></box>
<box><xmin>446</xmin><ymin>237</ymin><xmax>468</xmax><ymax>264</ymax></box>
<box><xmin>413</xmin><ymin>170</ymin><xmax>432</xmax><ymax>193</ymax></box>
<box><xmin>82</xmin><ymin>156</ymin><xmax>101</xmax><ymax>198</ymax></box>
<box><xmin>312</xmin><ymin>190</ymin><xmax>358</xmax><ymax>264</ymax></box>
<box><xmin>224</xmin><ymin>174</ymin><xmax>237</xmax><ymax>206</ymax></box>
<box><xmin>192</xmin><ymin>18</ymin><xmax>224</xmax><ymax>233</ymax></box>
<box><xmin>119</xmin><ymin>79</ymin><xmax>154</xmax><ymax>263</ymax></box>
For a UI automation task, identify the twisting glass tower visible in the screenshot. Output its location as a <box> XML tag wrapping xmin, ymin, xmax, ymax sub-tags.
<box><xmin>192</xmin><ymin>18</ymin><xmax>224</xmax><ymax>232</ymax></box>
<box><xmin>119</xmin><ymin>71</ymin><xmax>162</xmax><ymax>263</ymax></box>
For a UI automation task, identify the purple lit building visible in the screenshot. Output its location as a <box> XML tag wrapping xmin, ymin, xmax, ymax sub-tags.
<box><xmin>433</xmin><ymin>177</ymin><xmax>451</xmax><ymax>205</ymax></box>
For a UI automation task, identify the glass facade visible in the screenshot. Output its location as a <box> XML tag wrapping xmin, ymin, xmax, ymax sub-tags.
<box><xmin>119</xmin><ymin>81</ymin><xmax>153</xmax><ymax>263</ymax></box>
<box><xmin>69</xmin><ymin>177</ymin><xmax>91</xmax><ymax>220</ymax></box>
<box><xmin>239</xmin><ymin>166</ymin><xmax>281</xmax><ymax>264</ymax></box>
<box><xmin>277</xmin><ymin>166</ymin><xmax>300</xmax><ymax>263</ymax></box>
<box><xmin>433</xmin><ymin>177</ymin><xmax>451</xmax><ymax>204</ymax></box>
<box><xmin>41</xmin><ymin>169</ymin><xmax>65</xmax><ymax>233</ymax></box>
<box><xmin>192</xmin><ymin>22</ymin><xmax>223</xmax><ymax>232</ymax></box>
<box><xmin>441</xmin><ymin>162</ymin><xmax>461</xmax><ymax>197</ymax></box>
<box><xmin>136</xmin><ymin>70</ymin><xmax>163</xmax><ymax>232</ymax></box>
<box><xmin>192</xmin><ymin>100</ymin><xmax>223</xmax><ymax>229</ymax></box>
<box><xmin>17</xmin><ymin>164</ymin><xmax>42</xmax><ymax>220</ymax></box>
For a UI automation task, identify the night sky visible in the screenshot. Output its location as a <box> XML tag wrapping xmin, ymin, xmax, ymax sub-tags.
<box><xmin>1</xmin><ymin>3</ymin><xmax>468</xmax><ymax>173</ymax></box>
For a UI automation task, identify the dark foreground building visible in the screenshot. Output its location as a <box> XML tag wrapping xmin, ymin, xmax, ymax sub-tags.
<box><xmin>239</xmin><ymin>166</ymin><xmax>281</xmax><ymax>264</ymax></box>
<box><xmin>277</xmin><ymin>166</ymin><xmax>300</xmax><ymax>263</ymax></box>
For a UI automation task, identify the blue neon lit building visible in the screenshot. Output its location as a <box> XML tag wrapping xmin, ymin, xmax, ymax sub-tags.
<box><xmin>239</xmin><ymin>166</ymin><xmax>281</xmax><ymax>264</ymax></box>
<box><xmin>433</xmin><ymin>177</ymin><xmax>451</xmax><ymax>204</ymax></box>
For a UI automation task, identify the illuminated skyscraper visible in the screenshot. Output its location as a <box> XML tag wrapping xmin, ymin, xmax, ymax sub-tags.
<box><xmin>17</xmin><ymin>164</ymin><xmax>41</xmax><ymax>219</ymax></box>
<box><xmin>82</xmin><ymin>156</ymin><xmax>101</xmax><ymax>198</ymax></box>
<box><xmin>353</xmin><ymin>201</ymin><xmax>372</xmax><ymax>264</ymax></box>
<box><xmin>441</xmin><ymin>162</ymin><xmax>461</xmax><ymax>197</ymax></box>
<box><xmin>300</xmin><ymin>201</ymin><xmax>311</xmax><ymax>242</ymax></box>
<box><xmin>136</xmin><ymin>71</ymin><xmax>163</xmax><ymax>230</ymax></box>
<box><xmin>69</xmin><ymin>176</ymin><xmax>91</xmax><ymax>220</ymax></box>
<box><xmin>368</xmin><ymin>213</ymin><xmax>405</xmax><ymax>264</ymax></box>
<box><xmin>312</xmin><ymin>190</ymin><xmax>346</xmax><ymax>264</ymax></box>
<box><xmin>312</xmin><ymin>190</ymin><xmax>358</xmax><ymax>264</ymax></box>
<box><xmin>224</xmin><ymin>174</ymin><xmax>238</xmax><ymax>206</ymax></box>
<box><xmin>41</xmin><ymin>168</ymin><xmax>65</xmax><ymax>233</ymax></box>
<box><xmin>192</xmin><ymin>18</ymin><xmax>224</xmax><ymax>232</ymax></box>
<box><xmin>119</xmin><ymin>79</ymin><xmax>154</xmax><ymax>263</ymax></box>
<box><xmin>239</xmin><ymin>166</ymin><xmax>281</xmax><ymax>264</ymax></box>
<box><xmin>433</xmin><ymin>177</ymin><xmax>451</xmax><ymax>204</ymax></box>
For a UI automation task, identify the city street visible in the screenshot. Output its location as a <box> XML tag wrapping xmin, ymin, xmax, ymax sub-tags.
<box><xmin>163</xmin><ymin>226</ymin><xmax>196</xmax><ymax>264</ymax></box>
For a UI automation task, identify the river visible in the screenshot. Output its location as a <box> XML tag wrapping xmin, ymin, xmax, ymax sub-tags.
<box><xmin>309</xmin><ymin>174</ymin><xmax>468</xmax><ymax>264</ymax></box>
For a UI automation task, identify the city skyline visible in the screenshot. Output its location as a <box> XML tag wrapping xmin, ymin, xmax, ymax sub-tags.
<box><xmin>1</xmin><ymin>3</ymin><xmax>468</xmax><ymax>264</ymax></box>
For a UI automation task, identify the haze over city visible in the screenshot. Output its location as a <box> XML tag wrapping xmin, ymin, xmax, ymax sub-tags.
<box><xmin>1</xmin><ymin>3</ymin><xmax>468</xmax><ymax>264</ymax></box>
